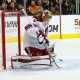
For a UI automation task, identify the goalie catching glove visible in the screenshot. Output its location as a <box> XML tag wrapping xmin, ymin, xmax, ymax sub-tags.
<box><xmin>37</xmin><ymin>30</ymin><xmax>49</xmax><ymax>45</ymax></box>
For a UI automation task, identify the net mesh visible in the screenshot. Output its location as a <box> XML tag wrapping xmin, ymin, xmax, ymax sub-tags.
<box><xmin>5</xmin><ymin>12</ymin><xmax>18</xmax><ymax>60</ymax></box>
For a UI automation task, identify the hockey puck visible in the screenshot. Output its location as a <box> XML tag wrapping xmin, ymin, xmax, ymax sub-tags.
<box><xmin>59</xmin><ymin>59</ymin><xmax>63</xmax><ymax>61</ymax></box>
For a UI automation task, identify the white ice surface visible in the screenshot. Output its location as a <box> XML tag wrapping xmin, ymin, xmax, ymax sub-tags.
<box><xmin>0</xmin><ymin>38</ymin><xmax>80</xmax><ymax>80</ymax></box>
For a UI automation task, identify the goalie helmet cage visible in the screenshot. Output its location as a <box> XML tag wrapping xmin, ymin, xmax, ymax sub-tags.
<box><xmin>1</xmin><ymin>10</ymin><xmax>21</xmax><ymax>69</ymax></box>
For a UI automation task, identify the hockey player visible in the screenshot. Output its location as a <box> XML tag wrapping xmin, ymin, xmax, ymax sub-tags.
<box><xmin>23</xmin><ymin>10</ymin><xmax>55</xmax><ymax>57</ymax></box>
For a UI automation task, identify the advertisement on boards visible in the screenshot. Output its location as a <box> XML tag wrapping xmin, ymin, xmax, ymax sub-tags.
<box><xmin>48</xmin><ymin>16</ymin><xmax>60</xmax><ymax>34</ymax></box>
<box><xmin>61</xmin><ymin>15</ymin><xmax>80</xmax><ymax>38</ymax></box>
<box><xmin>0</xmin><ymin>15</ymin><xmax>80</xmax><ymax>43</ymax></box>
<box><xmin>48</xmin><ymin>16</ymin><xmax>60</xmax><ymax>39</ymax></box>
<box><xmin>5</xmin><ymin>17</ymin><xmax>18</xmax><ymax>37</ymax></box>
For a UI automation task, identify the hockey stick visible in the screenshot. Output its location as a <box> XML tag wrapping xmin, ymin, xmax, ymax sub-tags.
<box><xmin>49</xmin><ymin>39</ymin><xmax>60</xmax><ymax>49</ymax></box>
<box><xmin>44</xmin><ymin>44</ymin><xmax>60</xmax><ymax>68</ymax></box>
<box><xmin>21</xmin><ymin>9</ymin><xmax>60</xmax><ymax>68</ymax></box>
<box><xmin>50</xmin><ymin>39</ymin><xmax>63</xmax><ymax>62</ymax></box>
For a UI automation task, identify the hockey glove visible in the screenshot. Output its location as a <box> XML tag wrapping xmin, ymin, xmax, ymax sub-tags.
<box><xmin>37</xmin><ymin>30</ymin><xmax>49</xmax><ymax>45</ymax></box>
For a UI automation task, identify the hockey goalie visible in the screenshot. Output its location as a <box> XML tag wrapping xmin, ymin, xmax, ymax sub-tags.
<box><xmin>23</xmin><ymin>10</ymin><xmax>55</xmax><ymax>57</ymax></box>
<box><xmin>11</xmin><ymin>10</ymin><xmax>59</xmax><ymax>69</ymax></box>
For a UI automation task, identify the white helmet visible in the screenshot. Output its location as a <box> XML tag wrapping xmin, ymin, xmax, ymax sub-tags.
<box><xmin>42</xmin><ymin>10</ymin><xmax>52</xmax><ymax>25</ymax></box>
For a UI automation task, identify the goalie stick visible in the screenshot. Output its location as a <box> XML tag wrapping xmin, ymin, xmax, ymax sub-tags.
<box><xmin>50</xmin><ymin>39</ymin><xmax>63</xmax><ymax>62</ymax></box>
<box><xmin>21</xmin><ymin>9</ymin><xmax>60</xmax><ymax>68</ymax></box>
<box><xmin>53</xmin><ymin>39</ymin><xmax>63</xmax><ymax>61</ymax></box>
<box><xmin>49</xmin><ymin>39</ymin><xmax>60</xmax><ymax>50</ymax></box>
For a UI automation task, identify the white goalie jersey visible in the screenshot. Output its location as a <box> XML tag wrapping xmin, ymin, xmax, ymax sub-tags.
<box><xmin>23</xmin><ymin>15</ymin><xmax>48</xmax><ymax>50</ymax></box>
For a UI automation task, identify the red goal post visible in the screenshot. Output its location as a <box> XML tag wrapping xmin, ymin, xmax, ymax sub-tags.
<box><xmin>1</xmin><ymin>10</ymin><xmax>21</xmax><ymax>69</ymax></box>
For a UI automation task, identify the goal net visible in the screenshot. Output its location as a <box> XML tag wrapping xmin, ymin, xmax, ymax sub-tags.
<box><xmin>0</xmin><ymin>10</ymin><xmax>21</xmax><ymax>69</ymax></box>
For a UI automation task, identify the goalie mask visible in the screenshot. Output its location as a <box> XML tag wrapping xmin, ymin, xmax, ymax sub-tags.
<box><xmin>42</xmin><ymin>10</ymin><xmax>52</xmax><ymax>25</ymax></box>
